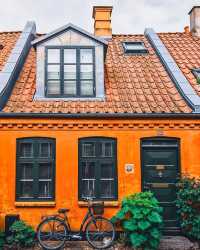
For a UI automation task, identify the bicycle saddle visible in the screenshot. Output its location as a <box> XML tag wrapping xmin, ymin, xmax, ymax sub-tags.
<box><xmin>58</xmin><ymin>208</ymin><xmax>69</xmax><ymax>213</ymax></box>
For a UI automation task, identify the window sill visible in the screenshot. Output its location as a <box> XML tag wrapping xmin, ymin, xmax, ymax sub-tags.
<box><xmin>78</xmin><ymin>201</ymin><xmax>119</xmax><ymax>207</ymax></box>
<box><xmin>15</xmin><ymin>202</ymin><xmax>56</xmax><ymax>207</ymax></box>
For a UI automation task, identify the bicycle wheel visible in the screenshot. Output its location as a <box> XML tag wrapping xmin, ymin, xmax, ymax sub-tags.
<box><xmin>37</xmin><ymin>217</ymin><xmax>68</xmax><ymax>250</ymax></box>
<box><xmin>86</xmin><ymin>216</ymin><xmax>115</xmax><ymax>249</ymax></box>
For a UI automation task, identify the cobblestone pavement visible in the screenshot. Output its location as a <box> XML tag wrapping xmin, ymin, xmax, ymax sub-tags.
<box><xmin>30</xmin><ymin>237</ymin><xmax>199</xmax><ymax>250</ymax></box>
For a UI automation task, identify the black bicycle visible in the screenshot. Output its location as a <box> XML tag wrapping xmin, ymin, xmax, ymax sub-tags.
<box><xmin>37</xmin><ymin>198</ymin><xmax>115</xmax><ymax>249</ymax></box>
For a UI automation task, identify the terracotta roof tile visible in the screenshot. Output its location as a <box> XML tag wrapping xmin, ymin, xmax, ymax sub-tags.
<box><xmin>159</xmin><ymin>32</ymin><xmax>200</xmax><ymax>96</ymax></box>
<box><xmin>0</xmin><ymin>32</ymin><xmax>193</xmax><ymax>114</ymax></box>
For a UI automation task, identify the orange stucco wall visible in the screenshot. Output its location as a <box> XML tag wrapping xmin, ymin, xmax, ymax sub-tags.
<box><xmin>0</xmin><ymin>118</ymin><xmax>200</xmax><ymax>231</ymax></box>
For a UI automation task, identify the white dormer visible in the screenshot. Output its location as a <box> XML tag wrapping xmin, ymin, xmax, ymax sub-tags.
<box><xmin>32</xmin><ymin>24</ymin><xmax>107</xmax><ymax>100</ymax></box>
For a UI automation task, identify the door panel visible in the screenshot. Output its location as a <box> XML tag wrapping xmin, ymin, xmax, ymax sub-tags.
<box><xmin>141</xmin><ymin>138</ymin><xmax>180</xmax><ymax>232</ymax></box>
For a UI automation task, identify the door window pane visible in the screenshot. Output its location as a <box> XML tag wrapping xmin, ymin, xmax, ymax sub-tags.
<box><xmin>64</xmin><ymin>81</ymin><xmax>76</xmax><ymax>95</ymax></box>
<box><xmin>64</xmin><ymin>49</ymin><xmax>76</xmax><ymax>63</ymax></box>
<box><xmin>80</xmin><ymin>81</ymin><xmax>93</xmax><ymax>96</ymax></box>
<box><xmin>47</xmin><ymin>65</ymin><xmax>60</xmax><ymax>79</ymax></box>
<box><xmin>80</xmin><ymin>49</ymin><xmax>93</xmax><ymax>63</ymax></box>
<box><xmin>64</xmin><ymin>65</ymin><xmax>76</xmax><ymax>79</ymax></box>
<box><xmin>20</xmin><ymin>143</ymin><xmax>33</xmax><ymax>158</ymax></box>
<box><xmin>82</xmin><ymin>143</ymin><xmax>95</xmax><ymax>157</ymax></box>
<box><xmin>48</xmin><ymin>49</ymin><xmax>60</xmax><ymax>63</ymax></box>
<box><xmin>47</xmin><ymin>80</ymin><xmax>60</xmax><ymax>95</ymax></box>
<box><xmin>80</xmin><ymin>65</ymin><xmax>93</xmax><ymax>79</ymax></box>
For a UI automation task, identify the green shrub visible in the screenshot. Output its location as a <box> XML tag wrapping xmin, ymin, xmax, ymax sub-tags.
<box><xmin>0</xmin><ymin>231</ymin><xmax>5</xmax><ymax>249</ymax></box>
<box><xmin>6</xmin><ymin>220</ymin><xmax>35</xmax><ymax>248</ymax></box>
<box><xmin>176</xmin><ymin>176</ymin><xmax>200</xmax><ymax>240</ymax></box>
<box><xmin>112</xmin><ymin>192</ymin><xmax>163</xmax><ymax>250</ymax></box>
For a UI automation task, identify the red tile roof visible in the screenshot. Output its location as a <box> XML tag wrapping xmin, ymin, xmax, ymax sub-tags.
<box><xmin>0</xmin><ymin>32</ymin><xmax>194</xmax><ymax>113</ymax></box>
<box><xmin>159</xmin><ymin>32</ymin><xmax>200</xmax><ymax>96</ymax></box>
<box><xmin>0</xmin><ymin>32</ymin><xmax>21</xmax><ymax>71</ymax></box>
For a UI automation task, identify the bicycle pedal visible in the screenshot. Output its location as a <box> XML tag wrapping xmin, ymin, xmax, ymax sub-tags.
<box><xmin>71</xmin><ymin>234</ymin><xmax>82</xmax><ymax>240</ymax></box>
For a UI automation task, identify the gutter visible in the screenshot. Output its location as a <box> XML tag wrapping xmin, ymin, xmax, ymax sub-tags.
<box><xmin>0</xmin><ymin>112</ymin><xmax>200</xmax><ymax>119</ymax></box>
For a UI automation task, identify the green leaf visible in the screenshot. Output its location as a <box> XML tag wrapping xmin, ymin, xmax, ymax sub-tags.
<box><xmin>150</xmin><ymin>228</ymin><xmax>161</xmax><ymax>239</ymax></box>
<box><xmin>130</xmin><ymin>233</ymin><xmax>147</xmax><ymax>247</ymax></box>
<box><xmin>138</xmin><ymin>220</ymin><xmax>151</xmax><ymax>230</ymax></box>
<box><xmin>149</xmin><ymin>238</ymin><xmax>159</xmax><ymax>249</ymax></box>
<box><xmin>122</xmin><ymin>220</ymin><xmax>137</xmax><ymax>231</ymax></box>
<box><xmin>148</xmin><ymin>212</ymin><xmax>162</xmax><ymax>223</ymax></box>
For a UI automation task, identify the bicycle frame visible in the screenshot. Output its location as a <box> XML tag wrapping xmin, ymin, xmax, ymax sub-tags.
<box><xmin>57</xmin><ymin>204</ymin><xmax>97</xmax><ymax>239</ymax></box>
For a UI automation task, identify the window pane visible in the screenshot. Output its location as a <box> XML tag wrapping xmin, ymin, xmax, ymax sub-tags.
<box><xmin>47</xmin><ymin>49</ymin><xmax>60</xmax><ymax>63</ymax></box>
<box><xmin>101</xmin><ymin>163</ymin><xmax>113</xmax><ymax>178</ymax></box>
<box><xmin>47</xmin><ymin>80</ymin><xmax>60</xmax><ymax>95</ymax></box>
<box><xmin>100</xmin><ymin>180</ymin><xmax>114</xmax><ymax>198</ymax></box>
<box><xmin>64</xmin><ymin>65</ymin><xmax>76</xmax><ymax>79</ymax></box>
<box><xmin>80</xmin><ymin>65</ymin><xmax>93</xmax><ymax>79</ymax></box>
<box><xmin>20</xmin><ymin>143</ymin><xmax>33</xmax><ymax>158</ymax></box>
<box><xmin>82</xmin><ymin>142</ymin><xmax>95</xmax><ymax>157</ymax></box>
<box><xmin>20</xmin><ymin>164</ymin><xmax>33</xmax><ymax>180</ymax></box>
<box><xmin>39</xmin><ymin>163</ymin><xmax>52</xmax><ymax>179</ymax></box>
<box><xmin>81</xmin><ymin>179</ymin><xmax>95</xmax><ymax>198</ymax></box>
<box><xmin>80</xmin><ymin>81</ymin><xmax>93</xmax><ymax>96</ymax></box>
<box><xmin>64</xmin><ymin>49</ymin><xmax>76</xmax><ymax>63</ymax></box>
<box><xmin>100</xmin><ymin>142</ymin><xmax>113</xmax><ymax>157</ymax></box>
<box><xmin>81</xmin><ymin>161</ymin><xmax>95</xmax><ymax>178</ymax></box>
<box><xmin>39</xmin><ymin>181</ymin><xmax>52</xmax><ymax>198</ymax></box>
<box><xmin>20</xmin><ymin>181</ymin><xmax>33</xmax><ymax>198</ymax></box>
<box><xmin>47</xmin><ymin>65</ymin><xmax>60</xmax><ymax>79</ymax></box>
<box><xmin>39</xmin><ymin>143</ymin><xmax>52</xmax><ymax>158</ymax></box>
<box><xmin>80</xmin><ymin>49</ymin><xmax>93</xmax><ymax>63</ymax></box>
<box><xmin>64</xmin><ymin>81</ymin><xmax>76</xmax><ymax>95</ymax></box>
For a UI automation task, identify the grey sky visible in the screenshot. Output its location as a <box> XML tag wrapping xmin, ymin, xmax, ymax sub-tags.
<box><xmin>0</xmin><ymin>0</ymin><xmax>200</xmax><ymax>34</ymax></box>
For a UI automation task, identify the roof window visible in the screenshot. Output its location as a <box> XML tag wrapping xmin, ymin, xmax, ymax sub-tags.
<box><xmin>123</xmin><ymin>41</ymin><xmax>148</xmax><ymax>54</ymax></box>
<box><xmin>0</xmin><ymin>44</ymin><xmax>4</xmax><ymax>50</ymax></box>
<box><xmin>192</xmin><ymin>68</ymin><xmax>200</xmax><ymax>84</ymax></box>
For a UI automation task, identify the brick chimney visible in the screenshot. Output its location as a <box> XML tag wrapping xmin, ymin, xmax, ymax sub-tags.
<box><xmin>189</xmin><ymin>6</ymin><xmax>200</xmax><ymax>37</ymax></box>
<box><xmin>93</xmin><ymin>6</ymin><xmax>113</xmax><ymax>38</ymax></box>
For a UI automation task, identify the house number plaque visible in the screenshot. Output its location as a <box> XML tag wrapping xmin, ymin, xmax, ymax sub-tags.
<box><xmin>125</xmin><ymin>164</ymin><xmax>134</xmax><ymax>173</ymax></box>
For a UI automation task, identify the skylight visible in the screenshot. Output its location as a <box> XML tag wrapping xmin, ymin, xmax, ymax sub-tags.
<box><xmin>123</xmin><ymin>42</ymin><xmax>148</xmax><ymax>54</ymax></box>
<box><xmin>192</xmin><ymin>68</ymin><xmax>200</xmax><ymax>78</ymax></box>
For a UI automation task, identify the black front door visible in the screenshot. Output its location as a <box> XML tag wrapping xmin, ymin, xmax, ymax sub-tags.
<box><xmin>141</xmin><ymin>137</ymin><xmax>180</xmax><ymax>233</ymax></box>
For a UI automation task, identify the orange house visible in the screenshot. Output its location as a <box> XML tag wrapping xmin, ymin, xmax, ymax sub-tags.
<box><xmin>0</xmin><ymin>5</ymin><xmax>200</xmax><ymax>234</ymax></box>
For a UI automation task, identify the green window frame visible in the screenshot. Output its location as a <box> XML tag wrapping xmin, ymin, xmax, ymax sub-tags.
<box><xmin>45</xmin><ymin>46</ymin><xmax>96</xmax><ymax>98</ymax></box>
<box><xmin>78</xmin><ymin>137</ymin><xmax>118</xmax><ymax>201</ymax></box>
<box><xmin>16</xmin><ymin>138</ymin><xmax>55</xmax><ymax>201</ymax></box>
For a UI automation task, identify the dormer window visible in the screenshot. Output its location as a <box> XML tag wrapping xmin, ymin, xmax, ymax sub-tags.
<box><xmin>123</xmin><ymin>42</ymin><xmax>148</xmax><ymax>54</ymax></box>
<box><xmin>46</xmin><ymin>47</ymin><xmax>95</xmax><ymax>97</ymax></box>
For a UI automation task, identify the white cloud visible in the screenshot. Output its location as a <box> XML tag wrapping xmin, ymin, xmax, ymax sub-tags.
<box><xmin>0</xmin><ymin>0</ymin><xmax>199</xmax><ymax>34</ymax></box>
